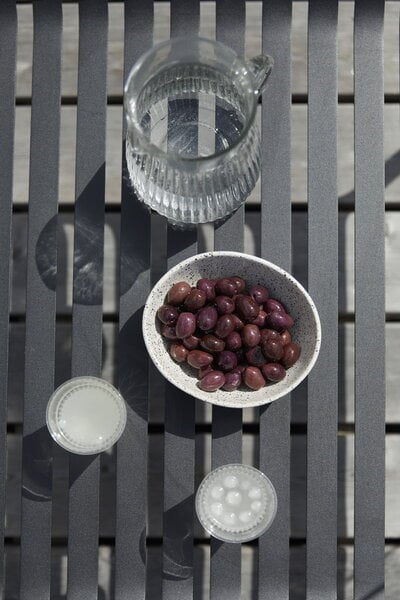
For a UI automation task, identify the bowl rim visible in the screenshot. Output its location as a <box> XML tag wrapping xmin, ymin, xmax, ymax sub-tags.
<box><xmin>142</xmin><ymin>251</ymin><xmax>322</xmax><ymax>408</ymax></box>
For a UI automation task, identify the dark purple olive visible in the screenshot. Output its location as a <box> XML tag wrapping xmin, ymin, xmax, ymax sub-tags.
<box><xmin>175</xmin><ymin>312</ymin><xmax>196</xmax><ymax>339</ymax></box>
<box><xmin>161</xmin><ymin>324</ymin><xmax>178</xmax><ymax>340</ymax></box>
<box><xmin>197</xmin><ymin>278</ymin><xmax>216</xmax><ymax>301</ymax></box>
<box><xmin>229</xmin><ymin>276</ymin><xmax>246</xmax><ymax>293</ymax></box>
<box><xmin>245</xmin><ymin>346</ymin><xmax>267</xmax><ymax>367</ymax></box>
<box><xmin>198</xmin><ymin>364</ymin><xmax>213</xmax><ymax>379</ymax></box>
<box><xmin>187</xmin><ymin>350</ymin><xmax>214</xmax><ymax>369</ymax></box>
<box><xmin>200</xmin><ymin>334</ymin><xmax>225</xmax><ymax>353</ymax></box>
<box><xmin>231</xmin><ymin>314</ymin><xmax>244</xmax><ymax>331</ymax></box>
<box><xmin>225</xmin><ymin>331</ymin><xmax>242</xmax><ymax>351</ymax></box>
<box><xmin>222</xmin><ymin>368</ymin><xmax>242</xmax><ymax>391</ymax></box>
<box><xmin>196</xmin><ymin>306</ymin><xmax>218</xmax><ymax>331</ymax></box>
<box><xmin>183</xmin><ymin>335</ymin><xmax>200</xmax><ymax>350</ymax></box>
<box><xmin>235</xmin><ymin>295</ymin><xmax>260</xmax><ymax>322</ymax></box>
<box><xmin>281</xmin><ymin>342</ymin><xmax>301</xmax><ymax>368</ymax></box>
<box><xmin>252</xmin><ymin>310</ymin><xmax>267</xmax><ymax>328</ymax></box>
<box><xmin>265</xmin><ymin>298</ymin><xmax>286</xmax><ymax>314</ymax></box>
<box><xmin>260</xmin><ymin>328</ymin><xmax>281</xmax><ymax>343</ymax></box>
<box><xmin>167</xmin><ymin>281</ymin><xmax>191</xmax><ymax>305</ymax></box>
<box><xmin>215</xmin><ymin>278</ymin><xmax>237</xmax><ymax>297</ymax></box>
<box><xmin>280</xmin><ymin>329</ymin><xmax>292</xmax><ymax>346</ymax></box>
<box><xmin>169</xmin><ymin>344</ymin><xmax>188</xmax><ymax>363</ymax></box>
<box><xmin>262</xmin><ymin>362</ymin><xmax>286</xmax><ymax>382</ymax></box>
<box><xmin>184</xmin><ymin>288</ymin><xmax>207</xmax><ymax>311</ymax></box>
<box><xmin>266</xmin><ymin>310</ymin><xmax>294</xmax><ymax>331</ymax></box>
<box><xmin>216</xmin><ymin>350</ymin><xmax>238</xmax><ymax>372</ymax></box>
<box><xmin>243</xmin><ymin>366</ymin><xmax>266</xmax><ymax>390</ymax></box>
<box><xmin>198</xmin><ymin>371</ymin><xmax>226</xmax><ymax>391</ymax></box>
<box><xmin>241</xmin><ymin>324</ymin><xmax>261</xmax><ymax>348</ymax></box>
<box><xmin>215</xmin><ymin>295</ymin><xmax>235</xmax><ymax>315</ymax></box>
<box><xmin>262</xmin><ymin>339</ymin><xmax>284</xmax><ymax>361</ymax></box>
<box><xmin>214</xmin><ymin>315</ymin><xmax>235</xmax><ymax>339</ymax></box>
<box><xmin>249</xmin><ymin>284</ymin><xmax>269</xmax><ymax>305</ymax></box>
<box><xmin>157</xmin><ymin>304</ymin><xmax>179</xmax><ymax>325</ymax></box>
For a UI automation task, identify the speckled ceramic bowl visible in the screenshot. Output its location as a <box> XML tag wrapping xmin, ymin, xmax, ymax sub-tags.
<box><xmin>142</xmin><ymin>251</ymin><xmax>321</xmax><ymax>408</ymax></box>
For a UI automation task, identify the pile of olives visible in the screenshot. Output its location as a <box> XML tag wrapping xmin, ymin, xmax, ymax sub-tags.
<box><xmin>156</xmin><ymin>276</ymin><xmax>301</xmax><ymax>392</ymax></box>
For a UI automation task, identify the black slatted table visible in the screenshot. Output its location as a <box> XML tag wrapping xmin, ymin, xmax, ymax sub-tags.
<box><xmin>0</xmin><ymin>1</ymin><xmax>388</xmax><ymax>599</ymax></box>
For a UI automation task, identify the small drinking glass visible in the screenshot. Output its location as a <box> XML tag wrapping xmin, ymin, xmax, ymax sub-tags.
<box><xmin>124</xmin><ymin>36</ymin><xmax>273</xmax><ymax>225</ymax></box>
<box><xmin>46</xmin><ymin>376</ymin><xmax>127</xmax><ymax>454</ymax></box>
<box><xmin>195</xmin><ymin>464</ymin><xmax>277</xmax><ymax>543</ymax></box>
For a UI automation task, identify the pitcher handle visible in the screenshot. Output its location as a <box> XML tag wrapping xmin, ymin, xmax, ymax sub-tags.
<box><xmin>247</xmin><ymin>54</ymin><xmax>274</xmax><ymax>97</ymax></box>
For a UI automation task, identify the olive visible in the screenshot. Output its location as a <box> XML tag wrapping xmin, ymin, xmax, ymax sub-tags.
<box><xmin>214</xmin><ymin>315</ymin><xmax>235</xmax><ymax>339</ymax></box>
<box><xmin>215</xmin><ymin>278</ymin><xmax>236</xmax><ymax>297</ymax></box>
<box><xmin>196</xmin><ymin>306</ymin><xmax>218</xmax><ymax>331</ymax></box>
<box><xmin>167</xmin><ymin>281</ymin><xmax>191</xmax><ymax>305</ymax></box>
<box><xmin>216</xmin><ymin>350</ymin><xmax>238</xmax><ymax>372</ymax></box>
<box><xmin>245</xmin><ymin>346</ymin><xmax>267</xmax><ymax>368</ymax></box>
<box><xmin>241</xmin><ymin>324</ymin><xmax>261</xmax><ymax>348</ymax></box>
<box><xmin>235</xmin><ymin>295</ymin><xmax>260</xmax><ymax>322</ymax></box>
<box><xmin>175</xmin><ymin>312</ymin><xmax>196</xmax><ymax>339</ymax></box>
<box><xmin>183</xmin><ymin>335</ymin><xmax>200</xmax><ymax>350</ymax></box>
<box><xmin>200</xmin><ymin>334</ymin><xmax>225</xmax><ymax>353</ymax></box>
<box><xmin>280</xmin><ymin>329</ymin><xmax>292</xmax><ymax>346</ymax></box>
<box><xmin>169</xmin><ymin>344</ymin><xmax>188</xmax><ymax>363</ymax></box>
<box><xmin>215</xmin><ymin>295</ymin><xmax>235</xmax><ymax>315</ymax></box>
<box><xmin>157</xmin><ymin>304</ymin><xmax>179</xmax><ymax>325</ymax></box>
<box><xmin>231</xmin><ymin>314</ymin><xmax>244</xmax><ymax>331</ymax></box>
<box><xmin>243</xmin><ymin>366</ymin><xmax>266</xmax><ymax>390</ymax></box>
<box><xmin>198</xmin><ymin>364</ymin><xmax>213</xmax><ymax>379</ymax></box>
<box><xmin>252</xmin><ymin>310</ymin><xmax>267</xmax><ymax>328</ymax></box>
<box><xmin>265</xmin><ymin>298</ymin><xmax>286</xmax><ymax>314</ymax></box>
<box><xmin>198</xmin><ymin>371</ymin><xmax>226</xmax><ymax>391</ymax></box>
<box><xmin>260</xmin><ymin>328</ymin><xmax>281</xmax><ymax>343</ymax></box>
<box><xmin>249</xmin><ymin>284</ymin><xmax>269</xmax><ymax>305</ymax></box>
<box><xmin>184</xmin><ymin>288</ymin><xmax>207</xmax><ymax>311</ymax></box>
<box><xmin>197</xmin><ymin>278</ymin><xmax>216</xmax><ymax>301</ymax></box>
<box><xmin>161</xmin><ymin>324</ymin><xmax>178</xmax><ymax>340</ymax></box>
<box><xmin>262</xmin><ymin>338</ymin><xmax>284</xmax><ymax>361</ymax></box>
<box><xmin>230</xmin><ymin>276</ymin><xmax>246</xmax><ymax>293</ymax></box>
<box><xmin>281</xmin><ymin>342</ymin><xmax>301</xmax><ymax>368</ymax></box>
<box><xmin>266</xmin><ymin>310</ymin><xmax>294</xmax><ymax>331</ymax></box>
<box><xmin>262</xmin><ymin>362</ymin><xmax>286</xmax><ymax>382</ymax></box>
<box><xmin>225</xmin><ymin>331</ymin><xmax>242</xmax><ymax>351</ymax></box>
<box><xmin>222</xmin><ymin>368</ymin><xmax>242</xmax><ymax>391</ymax></box>
<box><xmin>187</xmin><ymin>350</ymin><xmax>214</xmax><ymax>369</ymax></box>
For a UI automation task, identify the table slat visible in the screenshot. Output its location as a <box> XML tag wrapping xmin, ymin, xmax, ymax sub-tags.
<box><xmin>163</xmin><ymin>4</ymin><xmax>200</xmax><ymax>598</ymax></box>
<box><xmin>114</xmin><ymin>2</ymin><xmax>153</xmax><ymax>597</ymax></box>
<box><xmin>19</xmin><ymin>2</ymin><xmax>62</xmax><ymax>598</ymax></box>
<box><xmin>306</xmin><ymin>1</ymin><xmax>339</xmax><ymax>598</ymax></box>
<box><xmin>258</xmin><ymin>1</ymin><xmax>292</xmax><ymax>598</ymax></box>
<box><xmin>354</xmin><ymin>1</ymin><xmax>386</xmax><ymax>599</ymax></box>
<box><xmin>67</xmin><ymin>2</ymin><xmax>108</xmax><ymax>598</ymax></box>
<box><xmin>0</xmin><ymin>1</ymin><xmax>17</xmax><ymax>597</ymax></box>
<box><xmin>210</xmin><ymin>3</ymin><xmax>245</xmax><ymax>599</ymax></box>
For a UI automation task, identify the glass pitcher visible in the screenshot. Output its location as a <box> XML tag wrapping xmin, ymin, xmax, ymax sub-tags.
<box><xmin>124</xmin><ymin>37</ymin><xmax>273</xmax><ymax>225</ymax></box>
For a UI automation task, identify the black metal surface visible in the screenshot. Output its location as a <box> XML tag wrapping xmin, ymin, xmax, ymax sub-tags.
<box><xmin>67</xmin><ymin>2</ymin><xmax>108</xmax><ymax>598</ymax></box>
<box><xmin>209</xmin><ymin>3</ymin><xmax>245</xmax><ymax>599</ymax></box>
<box><xmin>306</xmin><ymin>1</ymin><xmax>339</xmax><ymax>598</ymax></box>
<box><xmin>114</xmin><ymin>1</ymin><xmax>153</xmax><ymax>597</ymax></box>
<box><xmin>0</xmin><ymin>1</ymin><xmax>16</xmax><ymax>597</ymax></box>
<box><xmin>19</xmin><ymin>1</ymin><xmax>62</xmax><ymax>598</ymax></box>
<box><xmin>258</xmin><ymin>1</ymin><xmax>292</xmax><ymax>598</ymax></box>
<box><xmin>162</xmin><ymin>4</ymin><xmax>200</xmax><ymax>598</ymax></box>
<box><xmin>354</xmin><ymin>1</ymin><xmax>386</xmax><ymax>599</ymax></box>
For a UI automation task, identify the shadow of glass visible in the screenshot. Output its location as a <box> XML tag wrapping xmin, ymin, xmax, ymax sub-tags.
<box><xmin>163</xmin><ymin>495</ymin><xmax>195</xmax><ymax>582</ymax></box>
<box><xmin>22</xmin><ymin>426</ymin><xmax>53</xmax><ymax>501</ymax></box>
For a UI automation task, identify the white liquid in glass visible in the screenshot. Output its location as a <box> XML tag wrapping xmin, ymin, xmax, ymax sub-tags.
<box><xmin>195</xmin><ymin>464</ymin><xmax>277</xmax><ymax>543</ymax></box>
<box><xmin>46</xmin><ymin>377</ymin><xmax>127</xmax><ymax>454</ymax></box>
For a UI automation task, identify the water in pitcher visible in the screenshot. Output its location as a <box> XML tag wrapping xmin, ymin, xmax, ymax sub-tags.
<box><xmin>125</xmin><ymin>63</ymin><xmax>261</xmax><ymax>224</ymax></box>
